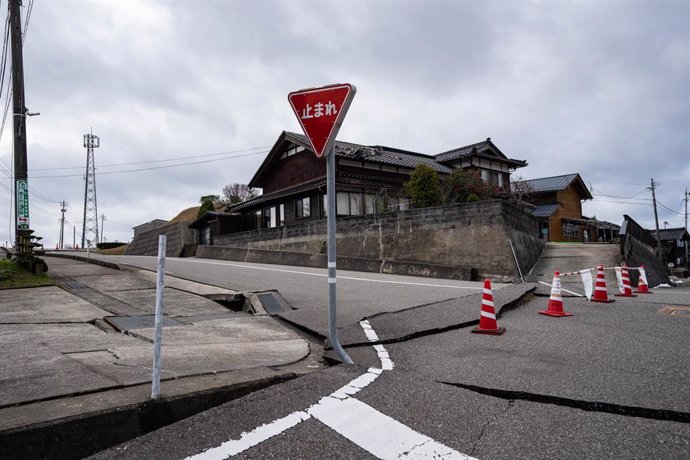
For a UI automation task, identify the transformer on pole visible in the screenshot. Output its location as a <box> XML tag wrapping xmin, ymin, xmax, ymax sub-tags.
<box><xmin>82</xmin><ymin>129</ymin><xmax>100</xmax><ymax>249</ymax></box>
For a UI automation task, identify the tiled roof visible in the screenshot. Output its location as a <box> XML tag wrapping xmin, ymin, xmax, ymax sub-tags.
<box><xmin>512</xmin><ymin>173</ymin><xmax>593</xmax><ymax>200</ymax></box>
<box><xmin>512</xmin><ymin>174</ymin><xmax>579</xmax><ymax>193</ymax></box>
<box><xmin>527</xmin><ymin>203</ymin><xmax>560</xmax><ymax>217</ymax></box>
<box><xmin>650</xmin><ymin>227</ymin><xmax>690</xmax><ymax>241</ymax></box>
<box><xmin>288</xmin><ymin>132</ymin><xmax>453</xmax><ymax>174</ymax></box>
<box><xmin>434</xmin><ymin>139</ymin><xmax>491</xmax><ymax>162</ymax></box>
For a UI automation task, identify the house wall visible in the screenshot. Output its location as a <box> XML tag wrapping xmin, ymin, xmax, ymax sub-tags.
<box><xmin>213</xmin><ymin>200</ymin><xmax>544</xmax><ymax>281</ymax></box>
<box><xmin>550</xmin><ymin>187</ymin><xmax>584</xmax><ymax>242</ymax></box>
<box><xmin>262</xmin><ymin>151</ymin><xmax>325</xmax><ymax>194</ymax></box>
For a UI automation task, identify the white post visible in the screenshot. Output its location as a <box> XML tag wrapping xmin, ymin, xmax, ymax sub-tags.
<box><xmin>151</xmin><ymin>235</ymin><xmax>166</xmax><ymax>399</ymax></box>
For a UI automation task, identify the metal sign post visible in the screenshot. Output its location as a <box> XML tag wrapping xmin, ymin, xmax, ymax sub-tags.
<box><xmin>289</xmin><ymin>83</ymin><xmax>356</xmax><ymax>364</ymax></box>
<box><xmin>151</xmin><ymin>235</ymin><xmax>167</xmax><ymax>399</ymax></box>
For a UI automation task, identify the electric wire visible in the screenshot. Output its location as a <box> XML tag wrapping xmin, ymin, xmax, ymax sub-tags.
<box><xmin>19</xmin><ymin>149</ymin><xmax>269</xmax><ymax>179</ymax></box>
<box><xmin>31</xmin><ymin>146</ymin><xmax>271</xmax><ymax>171</ymax></box>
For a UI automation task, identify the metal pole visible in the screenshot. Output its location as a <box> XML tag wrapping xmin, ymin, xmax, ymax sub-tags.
<box><xmin>650</xmin><ymin>178</ymin><xmax>662</xmax><ymax>261</ymax></box>
<box><xmin>151</xmin><ymin>235</ymin><xmax>166</xmax><ymax>399</ymax></box>
<box><xmin>326</xmin><ymin>148</ymin><xmax>353</xmax><ymax>364</ymax></box>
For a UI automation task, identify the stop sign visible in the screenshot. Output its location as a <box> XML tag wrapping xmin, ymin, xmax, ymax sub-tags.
<box><xmin>288</xmin><ymin>83</ymin><xmax>356</xmax><ymax>158</ymax></box>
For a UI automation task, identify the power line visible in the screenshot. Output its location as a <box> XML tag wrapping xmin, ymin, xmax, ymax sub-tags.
<box><xmin>13</xmin><ymin>149</ymin><xmax>269</xmax><ymax>179</ymax></box>
<box><xmin>31</xmin><ymin>145</ymin><xmax>271</xmax><ymax>171</ymax></box>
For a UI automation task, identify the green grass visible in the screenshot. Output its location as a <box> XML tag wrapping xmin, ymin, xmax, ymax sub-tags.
<box><xmin>0</xmin><ymin>259</ymin><xmax>54</xmax><ymax>289</ymax></box>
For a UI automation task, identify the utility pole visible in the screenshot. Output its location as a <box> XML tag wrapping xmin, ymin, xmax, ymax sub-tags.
<box><xmin>73</xmin><ymin>226</ymin><xmax>76</xmax><ymax>249</ymax></box>
<box><xmin>685</xmin><ymin>187</ymin><xmax>690</xmax><ymax>268</ymax></box>
<box><xmin>99</xmin><ymin>214</ymin><xmax>106</xmax><ymax>244</ymax></box>
<box><xmin>650</xmin><ymin>178</ymin><xmax>662</xmax><ymax>261</ymax></box>
<box><xmin>59</xmin><ymin>200</ymin><xmax>67</xmax><ymax>249</ymax></box>
<box><xmin>9</xmin><ymin>0</ymin><xmax>30</xmax><ymax>258</ymax></box>
<box><xmin>81</xmin><ymin>129</ymin><xmax>100</xmax><ymax>248</ymax></box>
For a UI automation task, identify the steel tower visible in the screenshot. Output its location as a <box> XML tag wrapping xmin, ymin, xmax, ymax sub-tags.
<box><xmin>81</xmin><ymin>130</ymin><xmax>99</xmax><ymax>248</ymax></box>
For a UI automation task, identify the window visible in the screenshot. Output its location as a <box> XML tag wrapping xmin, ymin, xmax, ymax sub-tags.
<box><xmin>481</xmin><ymin>170</ymin><xmax>500</xmax><ymax>186</ymax></box>
<box><xmin>279</xmin><ymin>204</ymin><xmax>285</xmax><ymax>226</ymax></box>
<box><xmin>563</xmin><ymin>223</ymin><xmax>579</xmax><ymax>237</ymax></box>
<box><xmin>263</xmin><ymin>208</ymin><xmax>271</xmax><ymax>228</ymax></box>
<box><xmin>279</xmin><ymin>145</ymin><xmax>305</xmax><ymax>159</ymax></box>
<box><xmin>296</xmin><ymin>197</ymin><xmax>311</xmax><ymax>218</ymax></box>
<box><xmin>254</xmin><ymin>210</ymin><xmax>262</xmax><ymax>229</ymax></box>
<box><xmin>201</xmin><ymin>226</ymin><xmax>211</xmax><ymax>245</ymax></box>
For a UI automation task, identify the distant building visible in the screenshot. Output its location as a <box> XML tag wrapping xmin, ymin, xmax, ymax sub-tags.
<box><xmin>512</xmin><ymin>173</ymin><xmax>594</xmax><ymax>242</ymax></box>
<box><xmin>227</xmin><ymin>131</ymin><xmax>527</xmax><ymax>231</ymax></box>
<box><xmin>650</xmin><ymin>227</ymin><xmax>690</xmax><ymax>273</ymax></box>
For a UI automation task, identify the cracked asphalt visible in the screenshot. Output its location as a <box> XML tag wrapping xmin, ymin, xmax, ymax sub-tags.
<box><xmin>91</xmin><ymin>280</ymin><xmax>690</xmax><ymax>459</ymax></box>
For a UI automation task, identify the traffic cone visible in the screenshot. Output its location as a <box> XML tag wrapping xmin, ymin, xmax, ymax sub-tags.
<box><xmin>591</xmin><ymin>265</ymin><xmax>615</xmax><ymax>303</ymax></box>
<box><xmin>615</xmin><ymin>264</ymin><xmax>637</xmax><ymax>297</ymax></box>
<box><xmin>472</xmin><ymin>279</ymin><xmax>505</xmax><ymax>335</ymax></box>
<box><xmin>636</xmin><ymin>265</ymin><xmax>652</xmax><ymax>294</ymax></box>
<box><xmin>539</xmin><ymin>272</ymin><xmax>573</xmax><ymax>317</ymax></box>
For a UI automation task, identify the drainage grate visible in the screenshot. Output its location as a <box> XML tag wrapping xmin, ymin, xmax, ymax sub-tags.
<box><xmin>59</xmin><ymin>280</ymin><xmax>90</xmax><ymax>289</ymax></box>
<box><xmin>105</xmin><ymin>315</ymin><xmax>183</xmax><ymax>332</ymax></box>
<box><xmin>258</xmin><ymin>293</ymin><xmax>289</xmax><ymax>315</ymax></box>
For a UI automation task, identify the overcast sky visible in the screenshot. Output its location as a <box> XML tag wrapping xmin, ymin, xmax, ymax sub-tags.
<box><xmin>0</xmin><ymin>0</ymin><xmax>688</xmax><ymax>248</ymax></box>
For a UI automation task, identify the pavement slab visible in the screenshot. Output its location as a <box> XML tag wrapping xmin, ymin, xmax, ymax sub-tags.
<box><xmin>0</xmin><ymin>343</ymin><xmax>119</xmax><ymax>407</ymax></box>
<box><xmin>0</xmin><ymin>286</ymin><xmax>111</xmax><ymax>323</ymax></box>
<box><xmin>381</xmin><ymin>295</ymin><xmax>690</xmax><ymax>414</ymax></box>
<box><xmin>0</xmin><ymin>323</ymin><xmax>144</xmax><ymax>353</ymax></box>
<box><xmin>106</xmin><ymin>288</ymin><xmax>231</xmax><ymax>316</ymax></box>
<box><xmin>72</xmin><ymin>273</ymin><xmax>157</xmax><ymax>292</ymax></box>
<box><xmin>335</xmin><ymin>283</ymin><xmax>535</xmax><ymax>346</ymax></box>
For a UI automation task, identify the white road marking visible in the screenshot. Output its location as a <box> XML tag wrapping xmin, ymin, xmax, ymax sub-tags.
<box><xmin>168</xmin><ymin>258</ymin><xmax>484</xmax><ymax>290</ymax></box>
<box><xmin>186</xmin><ymin>321</ymin><xmax>472</xmax><ymax>459</ymax></box>
<box><xmin>309</xmin><ymin>395</ymin><xmax>474</xmax><ymax>460</ymax></box>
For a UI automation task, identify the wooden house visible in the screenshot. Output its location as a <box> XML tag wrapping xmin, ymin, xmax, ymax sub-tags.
<box><xmin>512</xmin><ymin>173</ymin><xmax>594</xmax><ymax>242</ymax></box>
<box><xmin>227</xmin><ymin>131</ymin><xmax>527</xmax><ymax>231</ymax></box>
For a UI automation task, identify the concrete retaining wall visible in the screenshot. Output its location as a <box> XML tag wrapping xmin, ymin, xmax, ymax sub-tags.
<box><xmin>211</xmin><ymin>200</ymin><xmax>543</xmax><ymax>281</ymax></box>
<box><xmin>620</xmin><ymin>215</ymin><xmax>671</xmax><ymax>287</ymax></box>
<box><xmin>125</xmin><ymin>222</ymin><xmax>195</xmax><ymax>257</ymax></box>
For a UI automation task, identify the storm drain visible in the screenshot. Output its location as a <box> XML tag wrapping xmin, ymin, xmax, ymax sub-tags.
<box><xmin>105</xmin><ymin>314</ymin><xmax>184</xmax><ymax>332</ymax></box>
<box><xmin>59</xmin><ymin>280</ymin><xmax>90</xmax><ymax>289</ymax></box>
<box><xmin>257</xmin><ymin>292</ymin><xmax>290</xmax><ymax>315</ymax></box>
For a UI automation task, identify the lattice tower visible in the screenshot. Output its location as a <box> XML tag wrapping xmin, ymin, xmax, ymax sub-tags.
<box><xmin>81</xmin><ymin>131</ymin><xmax>100</xmax><ymax>248</ymax></box>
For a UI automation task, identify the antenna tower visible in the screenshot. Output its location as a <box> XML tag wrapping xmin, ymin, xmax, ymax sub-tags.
<box><xmin>81</xmin><ymin>129</ymin><xmax>100</xmax><ymax>248</ymax></box>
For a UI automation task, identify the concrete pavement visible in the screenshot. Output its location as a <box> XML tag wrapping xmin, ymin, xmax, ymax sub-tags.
<box><xmin>0</xmin><ymin>256</ymin><xmax>317</xmax><ymax>459</ymax></box>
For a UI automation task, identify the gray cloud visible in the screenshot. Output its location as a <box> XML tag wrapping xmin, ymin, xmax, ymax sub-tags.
<box><xmin>0</xmin><ymin>0</ymin><xmax>688</xmax><ymax>248</ymax></box>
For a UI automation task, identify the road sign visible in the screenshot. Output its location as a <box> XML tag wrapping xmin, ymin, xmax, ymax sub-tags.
<box><xmin>16</xmin><ymin>179</ymin><xmax>29</xmax><ymax>230</ymax></box>
<box><xmin>288</xmin><ymin>83</ymin><xmax>356</xmax><ymax>158</ymax></box>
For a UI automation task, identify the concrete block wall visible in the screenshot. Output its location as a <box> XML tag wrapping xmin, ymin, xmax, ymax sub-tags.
<box><xmin>125</xmin><ymin>222</ymin><xmax>195</xmax><ymax>257</ymax></box>
<box><xmin>213</xmin><ymin>200</ymin><xmax>544</xmax><ymax>281</ymax></box>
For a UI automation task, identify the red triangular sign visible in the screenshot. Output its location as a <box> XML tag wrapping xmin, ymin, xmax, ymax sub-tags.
<box><xmin>288</xmin><ymin>83</ymin><xmax>356</xmax><ymax>158</ymax></box>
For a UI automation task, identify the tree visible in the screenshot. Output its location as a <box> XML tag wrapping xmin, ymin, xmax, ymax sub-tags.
<box><xmin>198</xmin><ymin>195</ymin><xmax>221</xmax><ymax>218</ymax></box>
<box><xmin>441</xmin><ymin>169</ymin><xmax>491</xmax><ymax>205</ymax></box>
<box><xmin>403</xmin><ymin>164</ymin><xmax>443</xmax><ymax>208</ymax></box>
<box><xmin>222</xmin><ymin>183</ymin><xmax>258</xmax><ymax>204</ymax></box>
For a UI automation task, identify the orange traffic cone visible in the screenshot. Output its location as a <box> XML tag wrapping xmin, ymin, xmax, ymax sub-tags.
<box><xmin>591</xmin><ymin>265</ymin><xmax>615</xmax><ymax>303</ymax></box>
<box><xmin>472</xmin><ymin>279</ymin><xmax>505</xmax><ymax>335</ymax></box>
<box><xmin>539</xmin><ymin>272</ymin><xmax>573</xmax><ymax>317</ymax></box>
<box><xmin>615</xmin><ymin>264</ymin><xmax>637</xmax><ymax>297</ymax></box>
<box><xmin>636</xmin><ymin>265</ymin><xmax>652</xmax><ymax>294</ymax></box>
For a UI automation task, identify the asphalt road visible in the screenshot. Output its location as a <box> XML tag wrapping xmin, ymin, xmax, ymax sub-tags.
<box><xmin>91</xmin><ymin>289</ymin><xmax>690</xmax><ymax>459</ymax></box>
<box><xmin>87</xmin><ymin>254</ymin><xmax>502</xmax><ymax>335</ymax></box>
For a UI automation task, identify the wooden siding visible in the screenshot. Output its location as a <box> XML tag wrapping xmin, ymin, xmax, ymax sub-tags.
<box><xmin>262</xmin><ymin>151</ymin><xmax>325</xmax><ymax>194</ymax></box>
<box><xmin>550</xmin><ymin>187</ymin><xmax>584</xmax><ymax>242</ymax></box>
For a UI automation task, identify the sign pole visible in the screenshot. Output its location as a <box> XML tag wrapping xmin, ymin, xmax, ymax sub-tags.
<box><xmin>287</xmin><ymin>83</ymin><xmax>356</xmax><ymax>364</ymax></box>
<box><xmin>326</xmin><ymin>146</ymin><xmax>353</xmax><ymax>364</ymax></box>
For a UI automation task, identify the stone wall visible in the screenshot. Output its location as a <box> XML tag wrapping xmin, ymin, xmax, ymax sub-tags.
<box><xmin>125</xmin><ymin>222</ymin><xmax>195</xmax><ymax>257</ymax></box>
<box><xmin>212</xmin><ymin>200</ymin><xmax>544</xmax><ymax>281</ymax></box>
